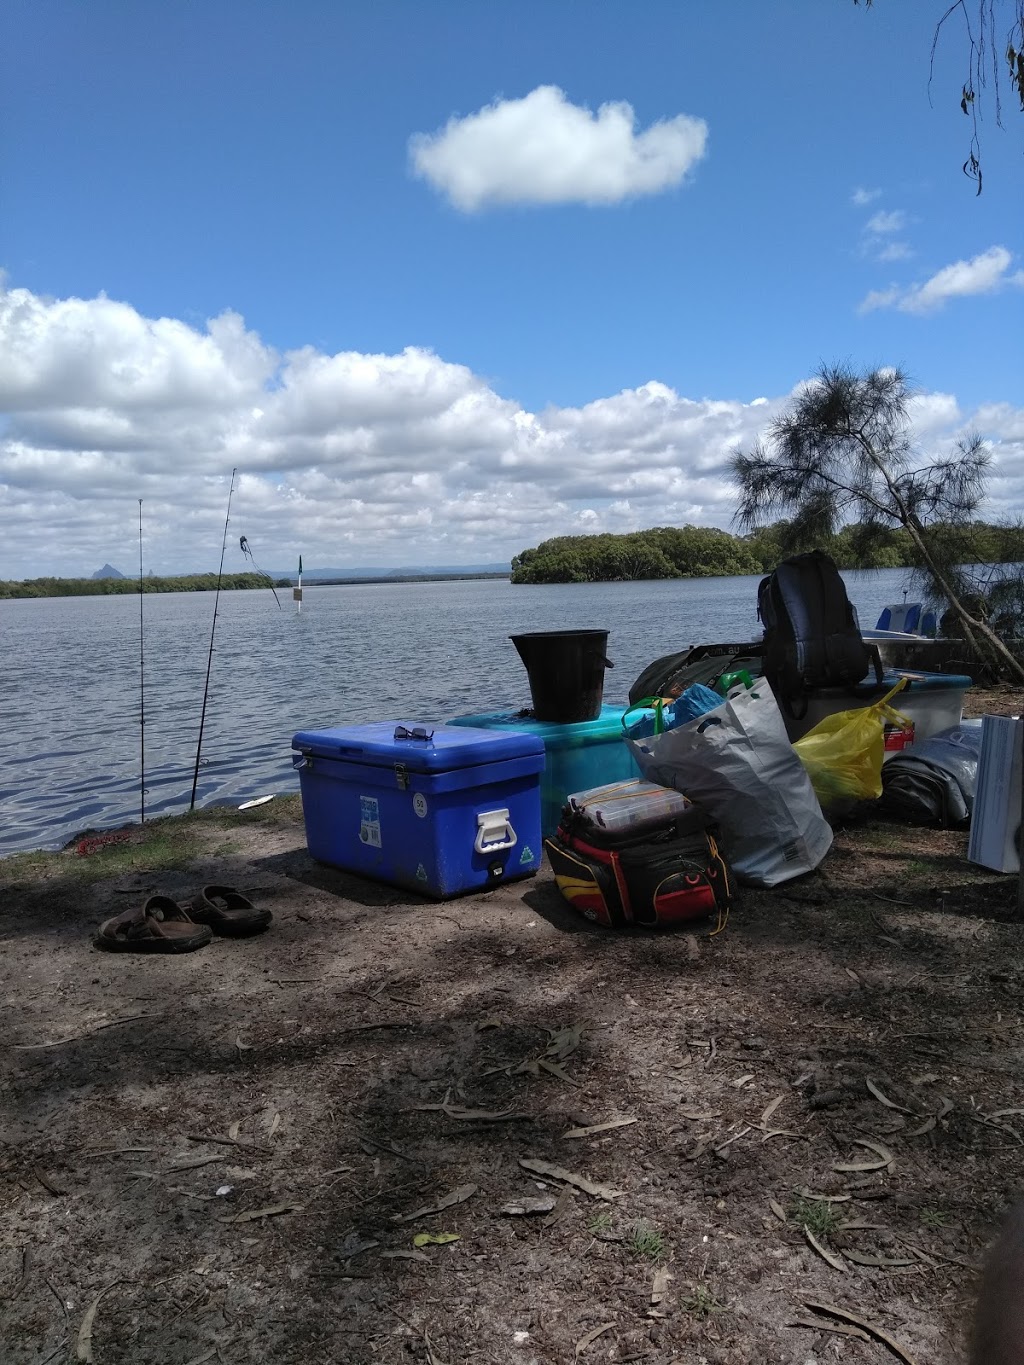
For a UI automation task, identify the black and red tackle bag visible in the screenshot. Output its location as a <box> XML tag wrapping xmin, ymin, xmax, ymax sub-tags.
<box><xmin>544</xmin><ymin>804</ymin><xmax>731</xmax><ymax>930</ymax></box>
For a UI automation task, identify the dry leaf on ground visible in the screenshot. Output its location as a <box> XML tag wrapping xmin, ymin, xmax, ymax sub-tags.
<box><xmin>500</xmin><ymin>1196</ymin><xmax>557</xmax><ymax>1216</ymax></box>
<box><xmin>412</xmin><ymin>1232</ymin><xmax>461</xmax><ymax>1247</ymax></box>
<box><xmin>802</xmin><ymin>1300</ymin><xmax>919</xmax><ymax>1365</ymax></box>
<box><xmin>574</xmin><ymin>1321</ymin><xmax>615</xmax><ymax>1358</ymax></box>
<box><xmin>562</xmin><ymin>1117</ymin><xmax>637</xmax><ymax>1139</ymax></box>
<box><xmin>518</xmin><ymin>1157</ymin><xmax>622</xmax><ymax>1201</ymax></box>
<box><xmin>398</xmin><ymin>1184</ymin><xmax>478</xmax><ymax>1223</ymax></box>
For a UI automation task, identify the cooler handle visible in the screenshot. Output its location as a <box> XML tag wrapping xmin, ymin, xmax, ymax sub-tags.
<box><xmin>475</xmin><ymin>808</ymin><xmax>517</xmax><ymax>855</ymax></box>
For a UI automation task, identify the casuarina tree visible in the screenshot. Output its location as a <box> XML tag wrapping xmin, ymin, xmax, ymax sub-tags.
<box><xmin>731</xmin><ymin>362</ymin><xmax>1024</xmax><ymax>683</ymax></box>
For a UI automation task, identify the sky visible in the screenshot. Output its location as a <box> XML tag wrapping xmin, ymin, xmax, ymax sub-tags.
<box><xmin>1</xmin><ymin>0</ymin><xmax>1022</xmax><ymax>579</ymax></box>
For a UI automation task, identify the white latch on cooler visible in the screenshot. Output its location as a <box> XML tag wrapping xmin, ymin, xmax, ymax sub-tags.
<box><xmin>475</xmin><ymin>808</ymin><xmax>517</xmax><ymax>855</ymax></box>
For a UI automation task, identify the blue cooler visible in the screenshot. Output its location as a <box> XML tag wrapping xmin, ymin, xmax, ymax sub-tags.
<box><xmin>448</xmin><ymin>703</ymin><xmax>641</xmax><ymax>837</ymax></box>
<box><xmin>291</xmin><ymin>721</ymin><xmax>544</xmax><ymax>898</ymax></box>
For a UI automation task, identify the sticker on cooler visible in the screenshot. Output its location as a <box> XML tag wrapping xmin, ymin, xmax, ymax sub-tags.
<box><xmin>413</xmin><ymin>792</ymin><xmax>428</xmax><ymax>819</ymax></box>
<box><xmin>359</xmin><ymin>795</ymin><xmax>382</xmax><ymax>847</ymax></box>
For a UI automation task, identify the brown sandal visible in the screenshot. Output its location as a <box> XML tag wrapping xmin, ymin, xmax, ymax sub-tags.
<box><xmin>95</xmin><ymin>896</ymin><xmax>213</xmax><ymax>953</ymax></box>
<box><xmin>185</xmin><ymin>885</ymin><xmax>272</xmax><ymax>937</ymax></box>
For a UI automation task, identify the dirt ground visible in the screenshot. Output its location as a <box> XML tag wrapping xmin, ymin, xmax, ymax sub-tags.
<box><xmin>2</xmin><ymin>689</ymin><xmax>1023</xmax><ymax>1365</ymax></box>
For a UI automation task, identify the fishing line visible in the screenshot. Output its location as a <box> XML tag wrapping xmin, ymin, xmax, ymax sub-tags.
<box><xmin>190</xmin><ymin>468</ymin><xmax>237</xmax><ymax>812</ymax></box>
<box><xmin>238</xmin><ymin>534</ymin><xmax>282</xmax><ymax>608</ymax></box>
<box><xmin>138</xmin><ymin>498</ymin><xmax>145</xmax><ymax>825</ymax></box>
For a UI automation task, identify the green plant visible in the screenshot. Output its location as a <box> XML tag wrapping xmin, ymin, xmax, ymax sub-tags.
<box><xmin>789</xmin><ymin>1197</ymin><xmax>841</xmax><ymax>1238</ymax></box>
<box><xmin>921</xmin><ymin>1207</ymin><xmax>951</xmax><ymax>1228</ymax></box>
<box><xmin>904</xmin><ymin>859</ymin><xmax>936</xmax><ymax>878</ymax></box>
<box><xmin>587</xmin><ymin>1212</ymin><xmax>613</xmax><ymax>1234</ymax></box>
<box><xmin>680</xmin><ymin>1284</ymin><xmax>725</xmax><ymax>1318</ymax></box>
<box><xmin>628</xmin><ymin>1221</ymin><xmax>664</xmax><ymax>1259</ymax></box>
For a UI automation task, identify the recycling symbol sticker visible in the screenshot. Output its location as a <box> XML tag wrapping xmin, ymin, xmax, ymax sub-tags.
<box><xmin>415</xmin><ymin>863</ymin><xmax>429</xmax><ymax>881</ymax></box>
<box><xmin>519</xmin><ymin>845</ymin><xmax>534</xmax><ymax>864</ymax></box>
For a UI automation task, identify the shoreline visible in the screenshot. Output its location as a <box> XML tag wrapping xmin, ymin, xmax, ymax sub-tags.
<box><xmin>3</xmin><ymin>682</ymin><xmax>1019</xmax><ymax>865</ymax></box>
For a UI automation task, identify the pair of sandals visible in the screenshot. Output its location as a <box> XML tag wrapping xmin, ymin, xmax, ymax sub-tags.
<box><xmin>95</xmin><ymin>885</ymin><xmax>271</xmax><ymax>953</ymax></box>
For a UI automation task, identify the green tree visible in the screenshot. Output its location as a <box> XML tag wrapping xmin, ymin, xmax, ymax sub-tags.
<box><xmin>731</xmin><ymin>361</ymin><xmax>1024</xmax><ymax>682</ymax></box>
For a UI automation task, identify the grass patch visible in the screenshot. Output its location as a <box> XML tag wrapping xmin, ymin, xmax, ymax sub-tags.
<box><xmin>627</xmin><ymin>1221</ymin><xmax>664</xmax><ymax>1259</ymax></box>
<box><xmin>921</xmin><ymin>1207</ymin><xmax>951</xmax><ymax>1228</ymax></box>
<box><xmin>904</xmin><ymin>859</ymin><xmax>937</xmax><ymax>878</ymax></box>
<box><xmin>789</xmin><ymin>1197</ymin><xmax>841</xmax><ymax>1238</ymax></box>
<box><xmin>854</xmin><ymin>825</ymin><xmax>903</xmax><ymax>851</ymax></box>
<box><xmin>0</xmin><ymin>795</ymin><xmax>303</xmax><ymax>889</ymax></box>
<box><xmin>587</xmin><ymin>1212</ymin><xmax>614</xmax><ymax>1234</ymax></box>
<box><xmin>680</xmin><ymin>1284</ymin><xmax>725</xmax><ymax>1318</ymax></box>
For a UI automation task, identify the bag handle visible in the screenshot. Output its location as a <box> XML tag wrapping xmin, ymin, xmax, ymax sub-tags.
<box><xmin>622</xmin><ymin>696</ymin><xmax>670</xmax><ymax>735</ymax></box>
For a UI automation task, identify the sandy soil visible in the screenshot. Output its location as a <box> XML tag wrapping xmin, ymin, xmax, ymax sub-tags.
<box><xmin>2</xmin><ymin>687</ymin><xmax>1022</xmax><ymax>1365</ymax></box>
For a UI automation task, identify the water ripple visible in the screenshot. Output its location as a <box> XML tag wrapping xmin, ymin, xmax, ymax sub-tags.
<box><xmin>0</xmin><ymin>571</ymin><xmax>909</xmax><ymax>855</ymax></box>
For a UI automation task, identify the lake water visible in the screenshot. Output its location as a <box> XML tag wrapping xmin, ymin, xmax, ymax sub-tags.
<box><xmin>0</xmin><ymin>567</ymin><xmax>917</xmax><ymax>855</ymax></box>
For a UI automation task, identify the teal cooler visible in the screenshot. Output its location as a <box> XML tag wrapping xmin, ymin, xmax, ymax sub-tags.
<box><xmin>291</xmin><ymin>721</ymin><xmax>544</xmax><ymax>898</ymax></box>
<box><xmin>448</xmin><ymin>703</ymin><xmax>641</xmax><ymax>836</ymax></box>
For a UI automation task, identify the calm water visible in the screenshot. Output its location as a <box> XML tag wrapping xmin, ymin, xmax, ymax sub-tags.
<box><xmin>0</xmin><ymin>568</ymin><xmax>915</xmax><ymax>855</ymax></box>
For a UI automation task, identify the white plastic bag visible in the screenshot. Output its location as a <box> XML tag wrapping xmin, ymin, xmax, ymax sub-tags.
<box><xmin>627</xmin><ymin>683</ymin><xmax>832</xmax><ymax>887</ymax></box>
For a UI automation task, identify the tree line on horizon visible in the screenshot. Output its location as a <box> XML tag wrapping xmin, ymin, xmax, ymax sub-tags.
<box><xmin>510</xmin><ymin>520</ymin><xmax>1024</xmax><ymax>586</ymax></box>
<box><xmin>0</xmin><ymin>572</ymin><xmax>289</xmax><ymax>600</ymax></box>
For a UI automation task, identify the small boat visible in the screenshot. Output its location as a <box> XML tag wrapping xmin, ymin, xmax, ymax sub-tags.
<box><xmin>871</xmin><ymin>601</ymin><xmax>938</xmax><ymax>637</ymax></box>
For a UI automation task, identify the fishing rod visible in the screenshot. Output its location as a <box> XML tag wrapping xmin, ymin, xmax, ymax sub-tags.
<box><xmin>190</xmin><ymin>468</ymin><xmax>237</xmax><ymax>812</ymax></box>
<box><xmin>238</xmin><ymin>534</ymin><xmax>282</xmax><ymax>608</ymax></box>
<box><xmin>139</xmin><ymin>498</ymin><xmax>145</xmax><ymax>824</ymax></box>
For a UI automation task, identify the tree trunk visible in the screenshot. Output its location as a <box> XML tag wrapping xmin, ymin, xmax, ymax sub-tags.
<box><xmin>903</xmin><ymin>521</ymin><xmax>1024</xmax><ymax>684</ymax></box>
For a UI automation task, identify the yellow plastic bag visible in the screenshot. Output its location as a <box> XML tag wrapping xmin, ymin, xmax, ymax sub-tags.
<box><xmin>794</xmin><ymin>680</ymin><xmax>910</xmax><ymax>806</ymax></box>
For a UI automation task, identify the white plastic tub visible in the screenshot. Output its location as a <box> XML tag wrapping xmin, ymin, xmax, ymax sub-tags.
<box><xmin>784</xmin><ymin>670</ymin><xmax>973</xmax><ymax>746</ymax></box>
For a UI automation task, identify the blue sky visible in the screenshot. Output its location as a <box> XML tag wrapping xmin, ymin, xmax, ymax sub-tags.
<box><xmin>1</xmin><ymin>1</ymin><xmax>1021</xmax><ymax>577</ymax></box>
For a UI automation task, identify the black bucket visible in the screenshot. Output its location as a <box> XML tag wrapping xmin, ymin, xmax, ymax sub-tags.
<box><xmin>509</xmin><ymin>629</ymin><xmax>613</xmax><ymax>723</ymax></box>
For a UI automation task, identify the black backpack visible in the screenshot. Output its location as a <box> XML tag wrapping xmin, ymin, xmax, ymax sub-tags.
<box><xmin>757</xmin><ymin>551</ymin><xmax>881</xmax><ymax>705</ymax></box>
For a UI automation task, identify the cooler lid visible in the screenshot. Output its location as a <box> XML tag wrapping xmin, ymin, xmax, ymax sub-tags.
<box><xmin>887</xmin><ymin>670</ymin><xmax>973</xmax><ymax>690</ymax></box>
<box><xmin>450</xmin><ymin>702</ymin><xmax>629</xmax><ymax>742</ymax></box>
<box><xmin>291</xmin><ymin>720</ymin><xmax>545</xmax><ymax>773</ymax></box>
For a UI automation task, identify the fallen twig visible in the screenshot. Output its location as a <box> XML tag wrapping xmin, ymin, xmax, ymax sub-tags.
<box><xmin>359</xmin><ymin>1134</ymin><xmax>423</xmax><ymax>1164</ymax></box>
<box><xmin>15</xmin><ymin>1014</ymin><xmax>159</xmax><ymax>1049</ymax></box>
<box><xmin>802</xmin><ymin>1300</ymin><xmax>919</xmax><ymax>1365</ymax></box>
<box><xmin>33</xmin><ymin>1167</ymin><xmax>68</xmax><ymax>1196</ymax></box>
<box><xmin>790</xmin><ymin>1317</ymin><xmax>871</xmax><ymax>1343</ymax></box>
<box><xmin>563</xmin><ymin>1117</ymin><xmax>638</xmax><ymax>1140</ymax></box>
<box><xmin>184</xmin><ymin>1133</ymin><xmax>269</xmax><ymax>1152</ymax></box>
<box><xmin>217</xmin><ymin>1201</ymin><xmax>303</xmax><ymax>1224</ymax></box>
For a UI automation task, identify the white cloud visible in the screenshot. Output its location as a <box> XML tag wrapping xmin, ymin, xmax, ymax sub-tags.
<box><xmin>865</xmin><ymin>209</ymin><xmax>906</xmax><ymax>235</ymax></box>
<box><xmin>858</xmin><ymin>245</ymin><xmax>1024</xmax><ymax>314</ymax></box>
<box><xmin>0</xmin><ymin>281</ymin><xmax>1020</xmax><ymax>580</ymax></box>
<box><xmin>851</xmin><ymin>186</ymin><xmax>881</xmax><ymax>206</ymax></box>
<box><xmin>409</xmin><ymin>85</ymin><xmax>708</xmax><ymax>211</ymax></box>
<box><xmin>877</xmin><ymin>241</ymin><xmax>913</xmax><ymax>262</ymax></box>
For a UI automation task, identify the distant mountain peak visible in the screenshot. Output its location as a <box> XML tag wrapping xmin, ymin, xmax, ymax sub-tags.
<box><xmin>91</xmin><ymin>563</ymin><xmax>126</xmax><ymax>580</ymax></box>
